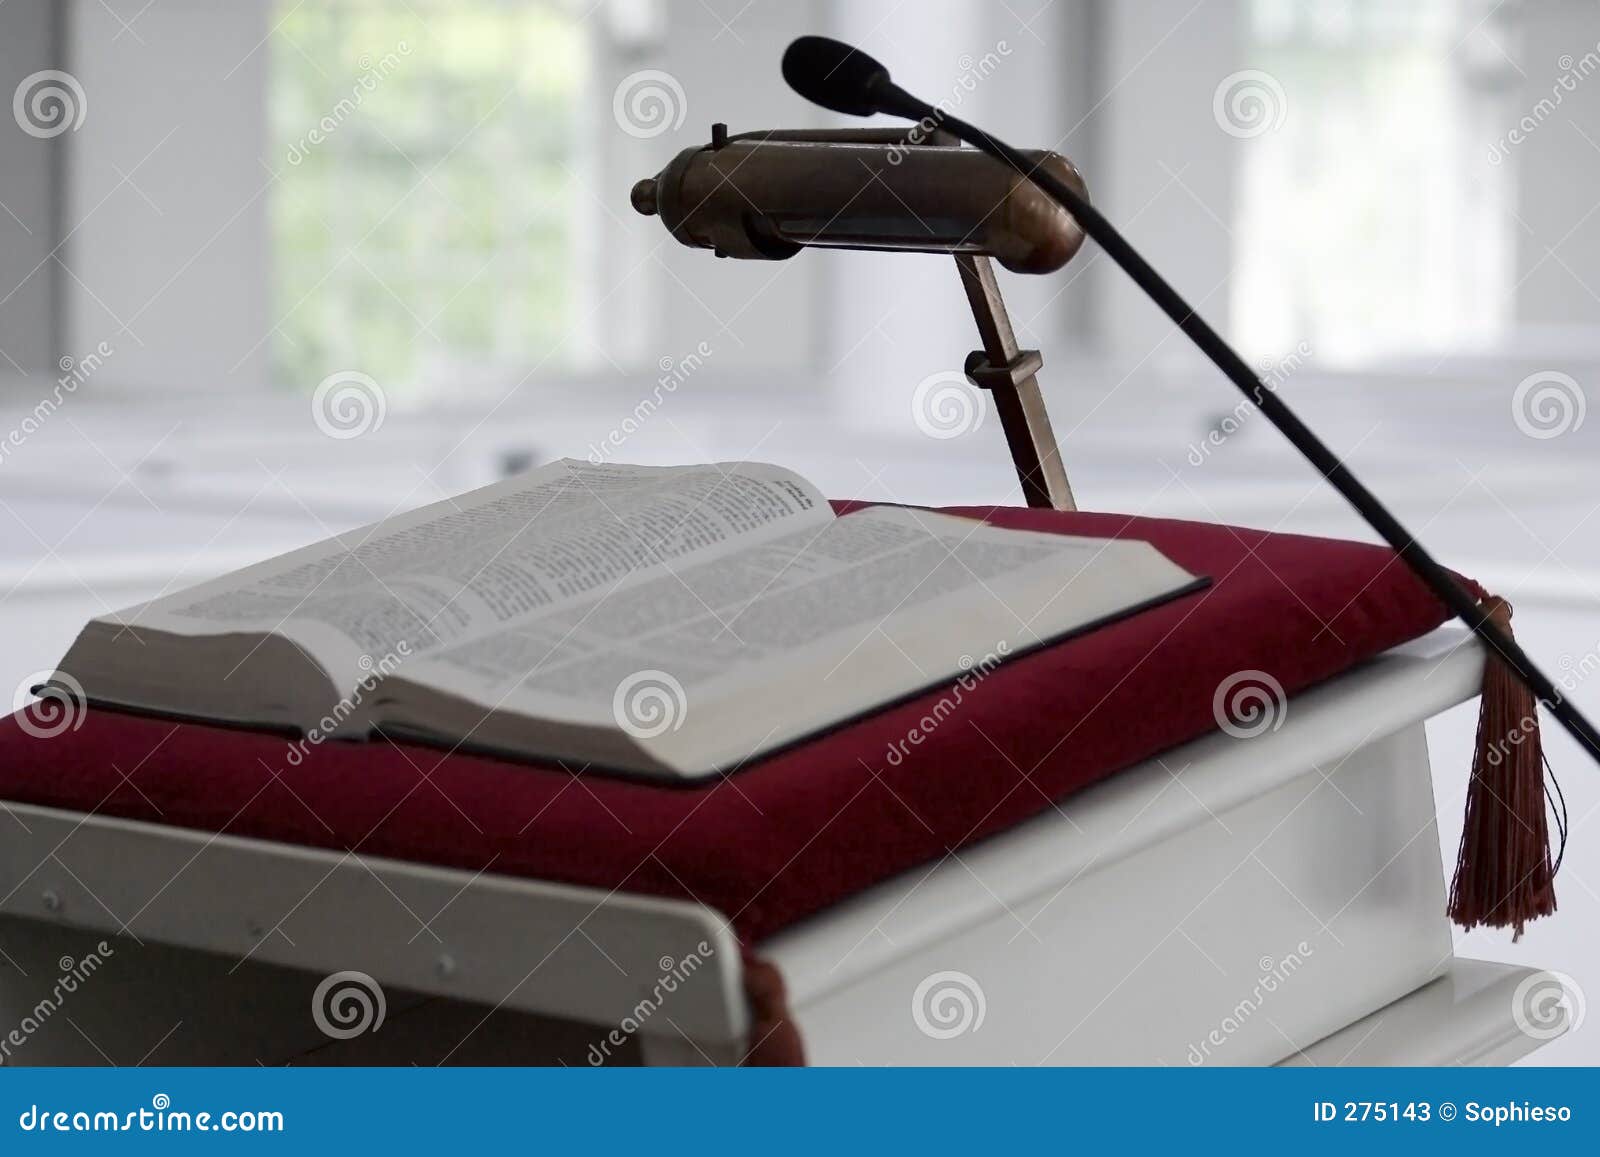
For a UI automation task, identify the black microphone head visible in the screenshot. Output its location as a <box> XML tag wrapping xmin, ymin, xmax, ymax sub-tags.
<box><xmin>782</xmin><ymin>36</ymin><xmax>891</xmax><ymax>117</ymax></box>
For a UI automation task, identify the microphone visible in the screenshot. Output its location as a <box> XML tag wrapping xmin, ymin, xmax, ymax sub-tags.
<box><xmin>631</xmin><ymin>129</ymin><xmax>1089</xmax><ymax>274</ymax></box>
<box><xmin>779</xmin><ymin>34</ymin><xmax>922</xmax><ymax>119</ymax></box>
<box><xmin>778</xmin><ymin>36</ymin><xmax>1600</xmax><ymax>777</ymax></box>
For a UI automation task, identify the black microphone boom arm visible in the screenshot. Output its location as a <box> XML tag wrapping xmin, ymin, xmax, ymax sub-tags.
<box><xmin>775</xmin><ymin>35</ymin><xmax>1600</xmax><ymax>773</ymax></box>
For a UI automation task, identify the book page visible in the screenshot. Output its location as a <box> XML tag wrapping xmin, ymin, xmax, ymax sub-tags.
<box><xmin>104</xmin><ymin>459</ymin><xmax>832</xmax><ymax>692</ymax></box>
<box><xmin>395</xmin><ymin>506</ymin><xmax>1197</xmax><ymax>754</ymax></box>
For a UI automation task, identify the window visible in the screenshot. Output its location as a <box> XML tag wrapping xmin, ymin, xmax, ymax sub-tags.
<box><xmin>1233</xmin><ymin>0</ymin><xmax>1519</xmax><ymax>363</ymax></box>
<box><xmin>268</xmin><ymin>1</ymin><xmax>588</xmax><ymax>396</ymax></box>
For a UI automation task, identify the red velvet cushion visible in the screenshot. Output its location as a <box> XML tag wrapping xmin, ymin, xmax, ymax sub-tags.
<box><xmin>0</xmin><ymin>505</ymin><xmax>1465</xmax><ymax>942</ymax></box>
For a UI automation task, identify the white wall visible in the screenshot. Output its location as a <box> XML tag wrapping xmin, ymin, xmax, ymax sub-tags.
<box><xmin>819</xmin><ymin>0</ymin><xmax>1102</xmax><ymax>434</ymax></box>
<box><xmin>1094</xmin><ymin>0</ymin><xmax>1240</xmax><ymax>366</ymax></box>
<box><xmin>617</xmin><ymin>0</ymin><xmax>826</xmax><ymax>377</ymax></box>
<box><xmin>63</xmin><ymin>0</ymin><xmax>270</xmax><ymax>391</ymax></box>
<box><xmin>815</xmin><ymin>0</ymin><xmax>1246</xmax><ymax>435</ymax></box>
<box><xmin>0</xmin><ymin>0</ymin><xmax>62</xmax><ymax>379</ymax></box>
<box><xmin>1512</xmin><ymin>0</ymin><xmax>1600</xmax><ymax>332</ymax></box>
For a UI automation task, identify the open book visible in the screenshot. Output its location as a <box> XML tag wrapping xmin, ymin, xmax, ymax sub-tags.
<box><xmin>47</xmin><ymin>460</ymin><xmax>1206</xmax><ymax>782</ymax></box>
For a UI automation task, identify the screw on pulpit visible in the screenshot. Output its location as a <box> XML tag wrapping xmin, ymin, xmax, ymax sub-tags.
<box><xmin>954</xmin><ymin>253</ymin><xmax>1075</xmax><ymax>511</ymax></box>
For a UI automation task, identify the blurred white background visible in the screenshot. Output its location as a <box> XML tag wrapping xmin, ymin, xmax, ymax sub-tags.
<box><xmin>1</xmin><ymin>0</ymin><xmax>1597</xmax><ymax>1062</ymax></box>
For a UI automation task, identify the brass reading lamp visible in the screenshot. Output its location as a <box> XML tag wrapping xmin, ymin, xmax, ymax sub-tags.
<box><xmin>631</xmin><ymin>123</ymin><xmax>1089</xmax><ymax>511</ymax></box>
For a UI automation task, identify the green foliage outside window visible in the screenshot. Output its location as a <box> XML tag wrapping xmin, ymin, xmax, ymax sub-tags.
<box><xmin>269</xmin><ymin>2</ymin><xmax>583</xmax><ymax>396</ymax></box>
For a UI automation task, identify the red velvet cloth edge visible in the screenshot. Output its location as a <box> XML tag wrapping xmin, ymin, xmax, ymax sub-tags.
<box><xmin>0</xmin><ymin>504</ymin><xmax>1460</xmax><ymax>943</ymax></box>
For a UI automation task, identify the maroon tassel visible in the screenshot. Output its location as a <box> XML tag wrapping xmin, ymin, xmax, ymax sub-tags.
<box><xmin>740</xmin><ymin>952</ymin><xmax>807</xmax><ymax>1065</ymax></box>
<box><xmin>1447</xmin><ymin>596</ymin><xmax>1558</xmax><ymax>939</ymax></box>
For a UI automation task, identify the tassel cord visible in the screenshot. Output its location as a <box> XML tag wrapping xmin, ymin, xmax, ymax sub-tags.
<box><xmin>1448</xmin><ymin>595</ymin><xmax>1562</xmax><ymax>936</ymax></box>
<box><xmin>1545</xmin><ymin>752</ymin><xmax>1568</xmax><ymax>875</ymax></box>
